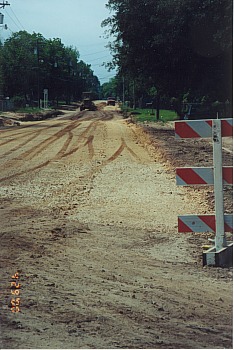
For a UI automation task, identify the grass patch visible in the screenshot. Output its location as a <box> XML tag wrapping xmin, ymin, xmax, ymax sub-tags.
<box><xmin>123</xmin><ymin>107</ymin><xmax>179</xmax><ymax>122</ymax></box>
<box><xmin>15</xmin><ymin>107</ymin><xmax>45</xmax><ymax>114</ymax></box>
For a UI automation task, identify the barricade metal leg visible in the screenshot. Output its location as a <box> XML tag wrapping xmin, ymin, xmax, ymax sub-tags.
<box><xmin>203</xmin><ymin>119</ymin><xmax>232</xmax><ymax>267</ymax></box>
<box><xmin>213</xmin><ymin>119</ymin><xmax>226</xmax><ymax>250</ymax></box>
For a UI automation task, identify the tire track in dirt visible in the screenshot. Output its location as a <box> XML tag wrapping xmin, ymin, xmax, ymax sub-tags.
<box><xmin>45</xmin><ymin>121</ymin><xmax>106</xmax><ymax>200</ymax></box>
<box><xmin>0</xmin><ymin>123</ymin><xmax>59</xmax><ymax>142</ymax></box>
<box><xmin>0</xmin><ymin>120</ymin><xmax>97</xmax><ymax>183</ymax></box>
<box><xmin>102</xmin><ymin>121</ymin><xmax>143</xmax><ymax>165</ymax></box>
<box><xmin>104</xmin><ymin>137</ymin><xmax>141</xmax><ymax>163</ymax></box>
<box><xmin>84</xmin><ymin>135</ymin><xmax>95</xmax><ymax>159</ymax></box>
<box><xmin>70</xmin><ymin>110</ymin><xmax>116</xmax><ymax>122</ymax></box>
<box><xmin>0</xmin><ymin>131</ymin><xmax>73</xmax><ymax>183</ymax></box>
<box><xmin>0</xmin><ymin>128</ymin><xmax>44</xmax><ymax>147</ymax></box>
<box><xmin>0</xmin><ymin>116</ymin><xmax>142</xmax><ymax>191</ymax></box>
<box><xmin>48</xmin><ymin>121</ymin><xmax>146</xmax><ymax>202</ymax></box>
<box><xmin>0</xmin><ymin>126</ymin><xmax>55</xmax><ymax>158</ymax></box>
<box><xmin>20</xmin><ymin>121</ymin><xmax>81</xmax><ymax>161</ymax></box>
<box><xmin>104</xmin><ymin>138</ymin><xmax>125</xmax><ymax>163</ymax></box>
<box><xmin>0</xmin><ymin>127</ymin><xmax>33</xmax><ymax>138</ymax></box>
<box><xmin>56</xmin><ymin>131</ymin><xmax>73</xmax><ymax>158</ymax></box>
<box><xmin>61</xmin><ymin>121</ymin><xmax>98</xmax><ymax>158</ymax></box>
<box><xmin>0</xmin><ymin>121</ymin><xmax>81</xmax><ymax>172</ymax></box>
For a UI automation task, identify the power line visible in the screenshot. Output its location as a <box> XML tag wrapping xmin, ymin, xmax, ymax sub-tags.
<box><xmin>81</xmin><ymin>49</ymin><xmax>109</xmax><ymax>57</ymax></box>
<box><xmin>78</xmin><ymin>42</ymin><xmax>107</xmax><ymax>48</ymax></box>
<box><xmin>9</xmin><ymin>6</ymin><xmax>25</xmax><ymax>30</ymax></box>
<box><xmin>87</xmin><ymin>55</ymin><xmax>111</xmax><ymax>63</ymax></box>
<box><xmin>5</xmin><ymin>8</ymin><xmax>23</xmax><ymax>31</ymax></box>
<box><xmin>6</xmin><ymin>25</ymin><xmax>13</xmax><ymax>34</ymax></box>
<box><xmin>98</xmin><ymin>74</ymin><xmax>116</xmax><ymax>80</ymax></box>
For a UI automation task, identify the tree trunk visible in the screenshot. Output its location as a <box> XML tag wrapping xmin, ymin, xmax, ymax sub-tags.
<box><xmin>156</xmin><ymin>92</ymin><xmax>160</xmax><ymax>120</ymax></box>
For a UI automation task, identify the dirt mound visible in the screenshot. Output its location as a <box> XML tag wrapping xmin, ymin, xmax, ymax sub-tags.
<box><xmin>19</xmin><ymin>110</ymin><xmax>63</xmax><ymax>122</ymax></box>
<box><xmin>0</xmin><ymin>116</ymin><xmax>20</xmax><ymax>127</ymax></box>
<box><xmin>96</xmin><ymin>102</ymin><xmax>106</xmax><ymax>110</ymax></box>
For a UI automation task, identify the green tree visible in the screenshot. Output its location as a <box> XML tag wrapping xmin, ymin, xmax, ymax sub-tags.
<box><xmin>101</xmin><ymin>77</ymin><xmax>120</xmax><ymax>98</ymax></box>
<box><xmin>0</xmin><ymin>31</ymin><xmax>100</xmax><ymax>106</ymax></box>
<box><xmin>103</xmin><ymin>0</ymin><xmax>233</xmax><ymax>103</ymax></box>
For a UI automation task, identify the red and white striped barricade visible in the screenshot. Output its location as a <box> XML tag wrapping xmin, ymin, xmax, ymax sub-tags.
<box><xmin>175</xmin><ymin>118</ymin><xmax>233</xmax><ymax>267</ymax></box>
<box><xmin>176</xmin><ymin>167</ymin><xmax>233</xmax><ymax>186</ymax></box>
<box><xmin>175</xmin><ymin>119</ymin><xmax>233</xmax><ymax>139</ymax></box>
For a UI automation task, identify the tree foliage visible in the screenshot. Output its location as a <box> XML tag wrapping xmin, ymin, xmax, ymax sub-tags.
<box><xmin>101</xmin><ymin>77</ymin><xmax>122</xmax><ymax>98</ymax></box>
<box><xmin>103</xmin><ymin>0</ymin><xmax>233</xmax><ymax>103</ymax></box>
<box><xmin>0</xmin><ymin>31</ymin><xmax>100</xmax><ymax>105</ymax></box>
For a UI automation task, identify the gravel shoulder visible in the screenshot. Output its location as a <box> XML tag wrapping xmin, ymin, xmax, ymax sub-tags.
<box><xmin>0</xmin><ymin>109</ymin><xmax>232</xmax><ymax>349</ymax></box>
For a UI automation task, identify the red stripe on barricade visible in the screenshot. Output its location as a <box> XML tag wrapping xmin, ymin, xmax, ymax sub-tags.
<box><xmin>175</xmin><ymin>119</ymin><xmax>233</xmax><ymax>138</ymax></box>
<box><xmin>225</xmin><ymin>222</ymin><xmax>233</xmax><ymax>232</ymax></box>
<box><xmin>176</xmin><ymin>168</ymin><xmax>207</xmax><ymax>185</ymax></box>
<box><xmin>178</xmin><ymin>215</ymin><xmax>216</xmax><ymax>233</ymax></box>
<box><xmin>206</xmin><ymin>120</ymin><xmax>212</xmax><ymax>126</ymax></box>
<box><xmin>175</xmin><ymin>122</ymin><xmax>201</xmax><ymax>138</ymax></box>
<box><xmin>199</xmin><ymin>215</ymin><xmax>216</xmax><ymax>232</ymax></box>
<box><xmin>178</xmin><ymin>215</ymin><xmax>233</xmax><ymax>233</ymax></box>
<box><xmin>222</xmin><ymin>120</ymin><xmax>233</xmax><ymax>137</ymax></box>
<box><xmin>177</xmin><ymin>167</ymin><xmax>233</xmax><ymax>185</ymax></box>
<box><xmin>223</xmin><ymin>167</ymin><xmax>233</xmax><ymax>184</ymax></box>
<box><xmin>178</xmin><ymin>218</ymin><xmax>193</xmax><ymax>232</ymax></box>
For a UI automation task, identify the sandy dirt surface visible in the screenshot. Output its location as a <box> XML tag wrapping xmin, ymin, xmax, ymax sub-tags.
<box><xmin>0</xmin><ymin>107</ymin><xmax>232</xmax><ymax>349</ymax></box>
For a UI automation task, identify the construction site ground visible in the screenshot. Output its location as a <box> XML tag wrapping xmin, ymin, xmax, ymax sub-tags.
<box><xmin>0</xmin><ymin>103</ymin><xmax>233</xmax><ymax>349</ymax></box>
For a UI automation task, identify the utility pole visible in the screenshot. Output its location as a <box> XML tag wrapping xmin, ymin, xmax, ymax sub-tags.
<box><xmin>0</xmin><ymin>1</ymin><xmax>10</xmax><ymax>111</ymax></box>
<box><xmin>34</xmin><ymin>40</ymin><xmax>41</xmax><ymax>108</ymax></box>
<box><xmin>0</xmin><ymin>1</ymin><xmax>10</xmax><ymax>9</ymax></box>
<box><xmin>122</xmin><ymin>76</ymin><xmax>125</xmax><ymax>106</ymax></box>
<box><xmin>132</xmin><ymin>80</ymin><xmax>135</xmax><ymax>109</ymax></box>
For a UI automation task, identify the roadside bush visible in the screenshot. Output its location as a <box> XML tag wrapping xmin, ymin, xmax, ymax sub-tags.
<box><xmin>11</xmin><ymin>95</ymin><xmax>25</xmax><ymax>109</ymax></box>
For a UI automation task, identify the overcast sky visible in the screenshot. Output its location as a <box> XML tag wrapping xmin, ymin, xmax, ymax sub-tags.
<box><xmin>0</xmin><ymin>0</ymin><xmax>116</xmax><ymax>83</ymax></box>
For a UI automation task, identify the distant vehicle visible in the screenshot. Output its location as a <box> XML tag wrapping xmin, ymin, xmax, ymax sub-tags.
<box><xmin>80</xmin><ymin>92</ymin><xmax>97</xmax><ymax>111</ymax></box>
<box><xmin>107</xmin><ymin>97</ymin><xmax>116</xmax><ymax>106</ymax></box>
<box><xmin>182</xmin><ymin>103</ymin><xmax>216</xmax><ymax>120</ymax></box>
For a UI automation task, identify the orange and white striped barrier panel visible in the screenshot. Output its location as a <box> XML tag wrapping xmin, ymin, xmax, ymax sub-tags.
<box><xmin>175</xmin><ymin>118</ymin><xmax>233</xmax><ymax>266</ymax></box>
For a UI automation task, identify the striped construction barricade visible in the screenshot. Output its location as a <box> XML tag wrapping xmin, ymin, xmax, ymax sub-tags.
<box><xmin>175</xmin><ymin>118</ymin><xmax>233</xmax><ymax>267</ymax></box>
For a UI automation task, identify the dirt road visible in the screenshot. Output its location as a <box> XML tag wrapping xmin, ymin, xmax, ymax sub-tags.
<box><xmin>0</xmin><ymin>109</ymin><xmax>232</xmax><ymax>349</ymax></box>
